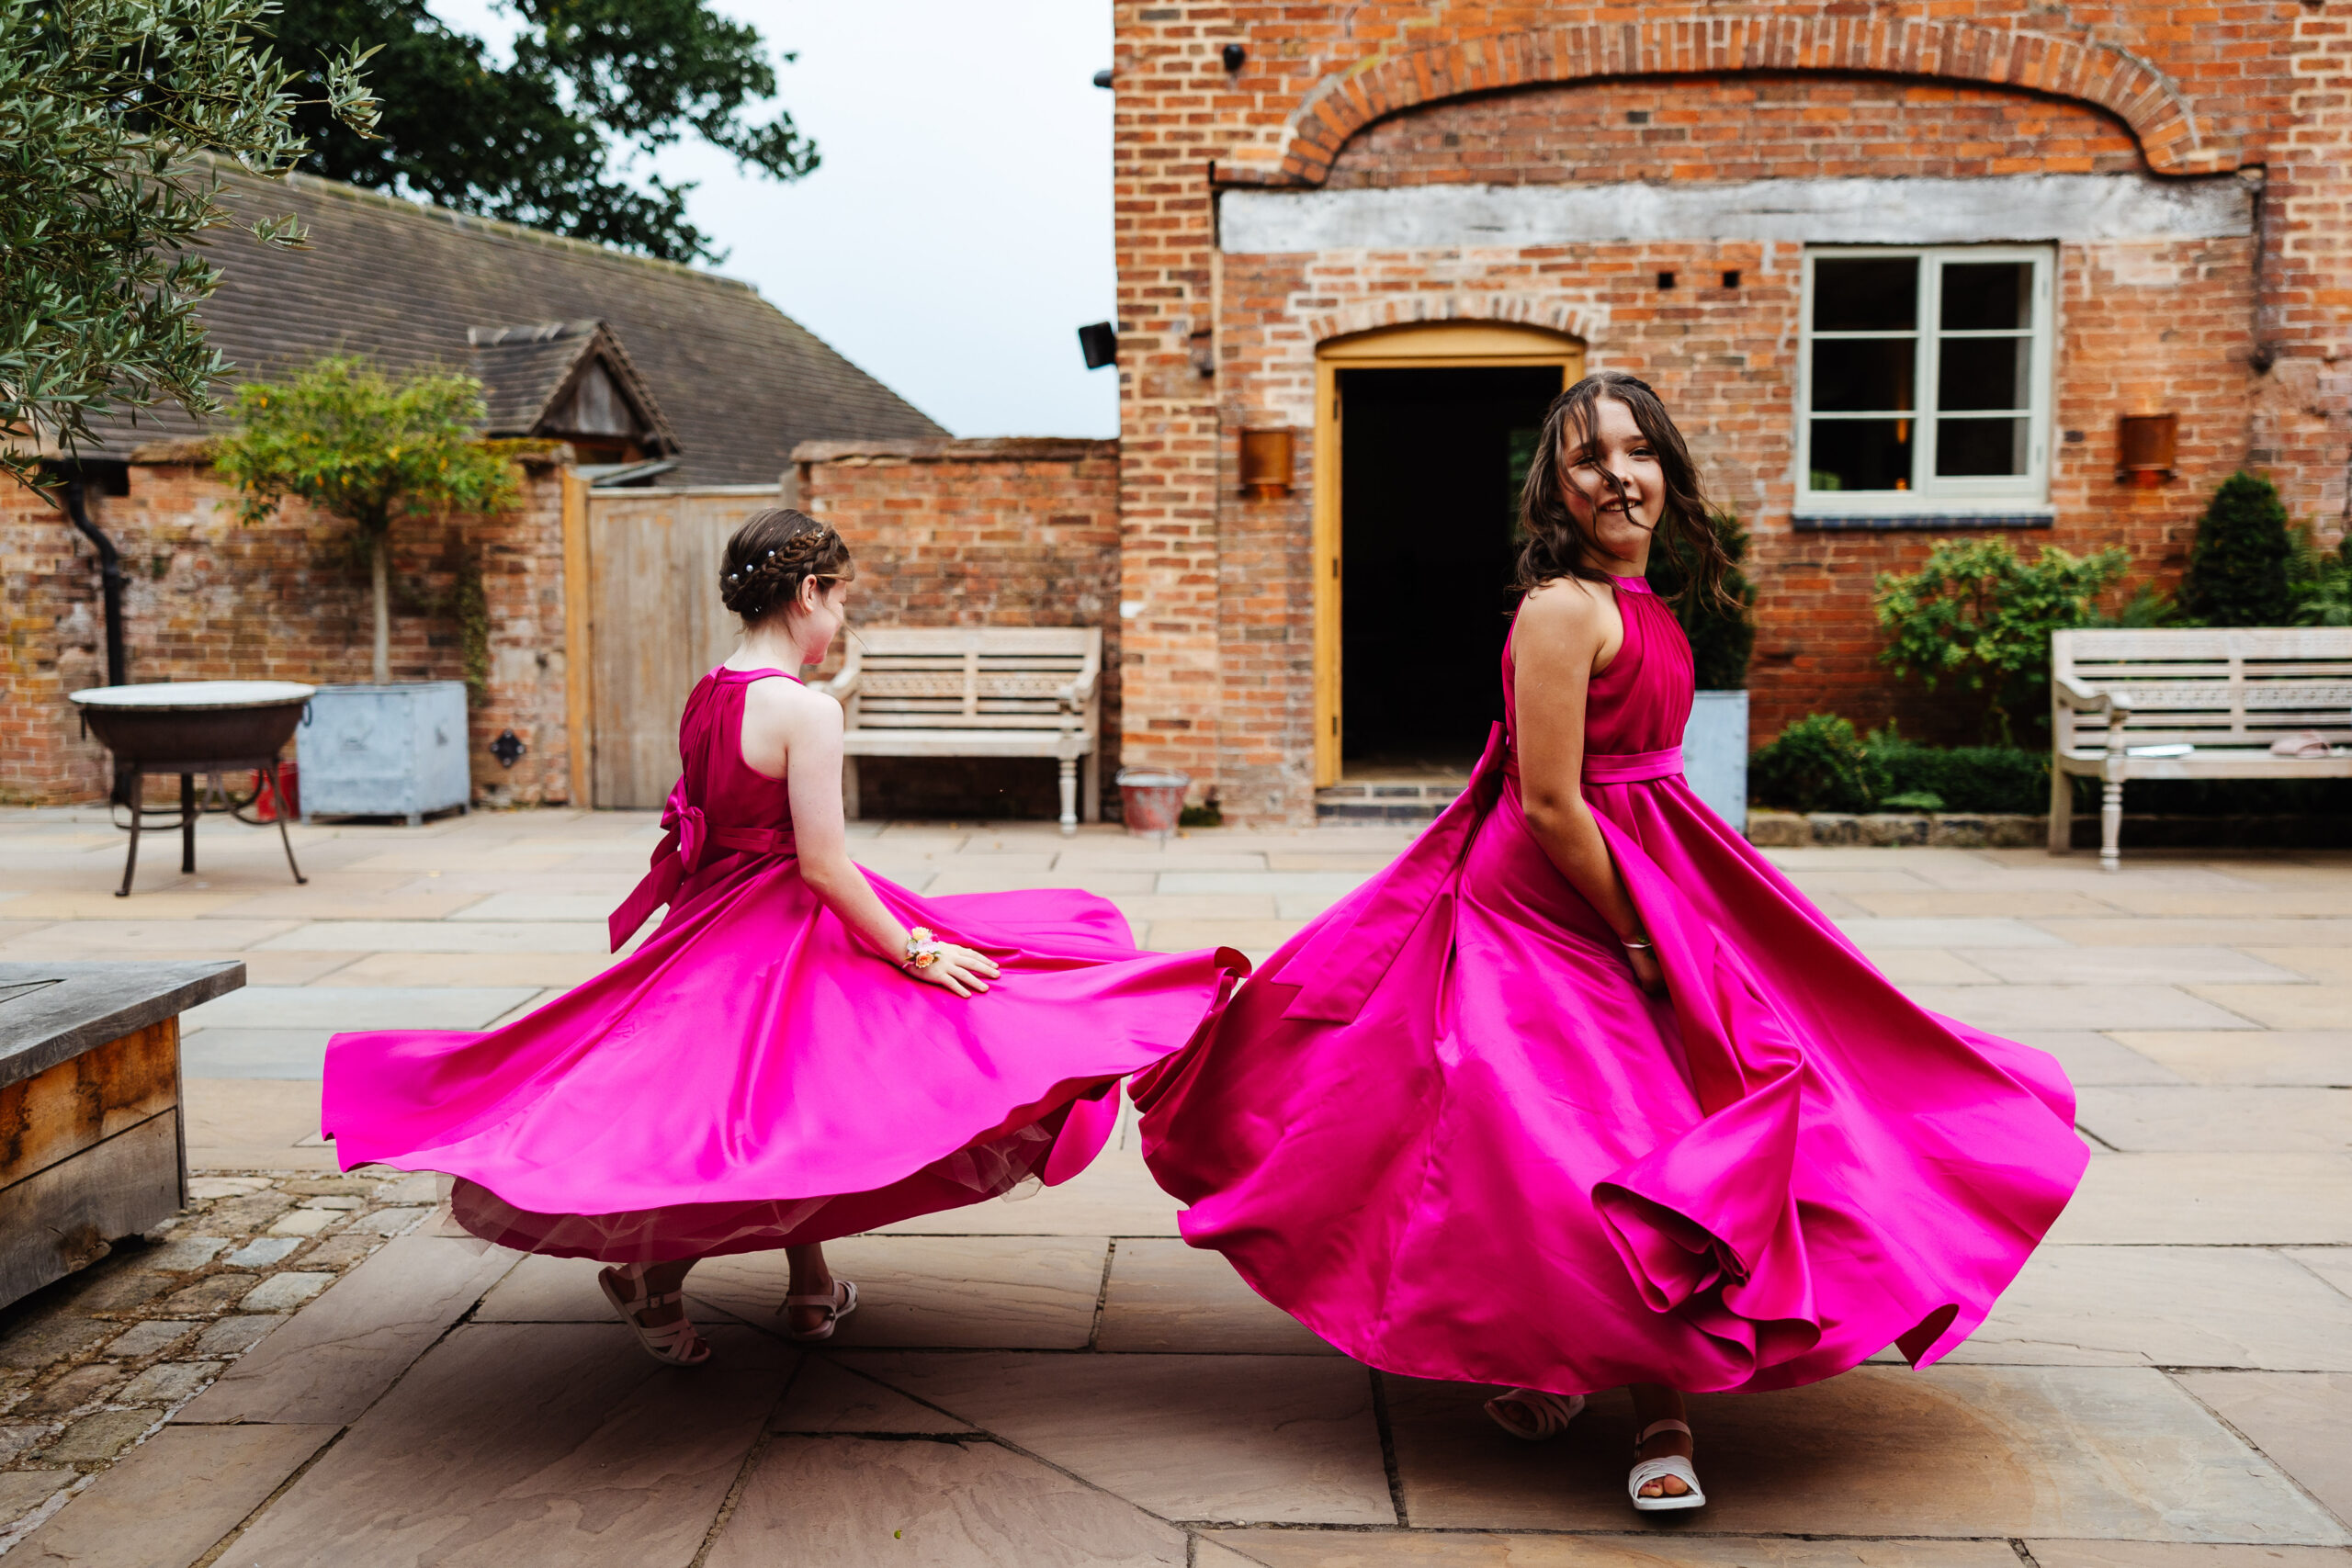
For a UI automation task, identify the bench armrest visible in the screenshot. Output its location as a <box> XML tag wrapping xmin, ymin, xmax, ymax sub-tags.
<box><xmin>2053</xmin><ymin>675</ymin><xmax>2127</xmax><ymax>715</ymax></box>
<box><xmin>822</xmin><ymin>643</ymin><xmax>865</xmax><ymax>704</ymax></box>
<box><xmin>1055</xmin><ymin>646</ymin><xmax>1103</xmax><ymax>719</ymax></box>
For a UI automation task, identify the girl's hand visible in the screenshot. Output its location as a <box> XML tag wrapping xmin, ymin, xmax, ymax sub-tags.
<box><xmin>1624</xmin><ymin>942</ymin><xmax>1667</xmax><ymax>998</ymax></box>
<box><xmin>910</xmin><ymin>942</ymin><xmax>1001</xmax><ymax>998</ymax></box>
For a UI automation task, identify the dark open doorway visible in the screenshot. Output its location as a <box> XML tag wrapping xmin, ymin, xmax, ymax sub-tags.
<box><xmin>1339</xmin><ymin>364</ymin><xmax>1562</xmax><ymax>771</ymax></box>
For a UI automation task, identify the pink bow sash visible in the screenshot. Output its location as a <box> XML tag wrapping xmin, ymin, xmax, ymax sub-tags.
<box><xmin>608</xmin><ymin>776</ymin><xmax>797</xmax><ymax>951</ymax></box>
<box><xmin>1582</xmin><ymin>745</ymin><xmax>1685</xmax><ymax>785</ymax></box>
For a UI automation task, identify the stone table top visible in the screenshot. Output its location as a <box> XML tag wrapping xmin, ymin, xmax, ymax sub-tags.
<box><xmin>67</xmin><ymin>682</ymin><xmax>315</xmax><ymax>710</ymax></box>
<box><xmin>0</xmin><ymin>960</ymin><xmax>243</xmax><ymax>1088</ymax></box>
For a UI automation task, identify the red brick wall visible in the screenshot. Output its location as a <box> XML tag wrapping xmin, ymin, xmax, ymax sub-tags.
<box><xmin>795</xmin><ymin>438</ymin><xmax>1124</xmax><ymax>818</ymax></box>
<box><xmin>1113</xmin><ymin>3</ymin><xmax>2352</xmax><ymax>820</ymax></box>
<box><xmin>2</xmin><ymin>454</ymin><xmax>575</xmax><ymax>807</ymax></box>
<box><xmin>1326</xmin><ymin>74</ymin><xmax>2147</xmax><ymax>186</ymax></box>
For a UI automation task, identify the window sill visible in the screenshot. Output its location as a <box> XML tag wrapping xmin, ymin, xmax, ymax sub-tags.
<box><xmin>1791</xmin><ymin>512</ymin><xmax>2053</xmax><ymax>532</ymax></box>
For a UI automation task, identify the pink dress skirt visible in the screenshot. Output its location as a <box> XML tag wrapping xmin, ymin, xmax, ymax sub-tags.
<box><xmin>322</xmin><ymin>666</ymin><xmax>1248</xmax><ymax>1262</ymax></box>
<box><xmin>1134</xmin><ymin>578</ymin><xmax>2086</xmax><ymax>1395</ymax></box>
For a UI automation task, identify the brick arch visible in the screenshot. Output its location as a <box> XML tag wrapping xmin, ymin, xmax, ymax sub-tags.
<box><xmin>1271</xmin><ymin>15</ymin><xmax>2234</xmax><ymax>185</ymax></box>
<box><xmin>1306</xmin><ymin>294</ymin><xmax>1597</xmax><ymax>346</ymax></box>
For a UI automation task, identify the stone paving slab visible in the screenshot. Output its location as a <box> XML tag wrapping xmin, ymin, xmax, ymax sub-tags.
<box><xmin>775</xmin><ymin>1356</ymin><xmax>975</xmax><ymax>1434</ymax></box>
<box><xmin>1205</xmin><ymin>1531</ymin><xmax>2027</xmax><ymax>1567</ymax></box>
<box><xmin>2076</xmin><ymin>1088</ymin><xmax>2352</xmax><ymax>1152</ymax></box>
<box><xmin>2104</xmin><ymin>1032</ymin><xmax>2352</xmax><ymax>1087</ymax></box>
<box><xmin>876</xmin><ymin>1143</ymin><xmax>1182</xmax><ymax>1237</ymax></box>
<box><xmin>1833</xmin><ymin>917</ymin><xmax>2073</xmax><ymax>947</ymax></box>
<box><xmin>182</xmin><ymin>1029</ymin><xmax>338</xmax><ymax>1078</ymax></box>
<box><xmin>1905</xmin><ymin>984</ymin><xmax>2267</xmax><ymax>1033</ymax></box>
<box><xmin>2028</xmin><ymin>1546</ymin><xmax>2352</xmax><ymax>1568</ymax></box>
<box><xmin>175</xmin><ymin>1234</ymin><xmax>516</xmax><ymax>1425</ymax></box>
<box><xmin>2014</xmin><ymin>1032</ymin><xmax>2187</xmax><ymax>1087</ymax></box>
<box><xmin>8</xmin><ymin>1422</ymin><xmax>337</xmax><ymax>1567</ymax></box>
<box><xmin>1959</xmin><ymin>947</ymin><xmax>2311</xmax><ymax>986</ymax></box>
<box><xmin>181</xmin><ymin>984</ymin><xmax>538</xmax><ymax>1030</ymax></box>
<box><xmin>222</xmin><ymin>1323</ymin><xmax>792</xmax><ymax>1567</ymax></box>
<box><xmin>688</xmin><ymin>1235</ymin><xmax>1108</xmax><ymax>1349</ymax></box>
<box><xmin>846</xmin><ymin>1350</ymin><xmax>1395</xmax><ymax>1525</ymax></box>
<box><xmin>1097</xmin><ymin>1237</ymin><xmax>1337</xmax><ymax>1355</ymax></box>
<box><xmin>707</xmin><ymin>1435</ymin><xmax>1190</xmax><ymax>1567</ymax></box>
<box><xmin>2052</xmin><ymin>1154</ymin><xmax>2352</xmax><ymax>1244</ymax></box>
<box><xmin>2176</xmin><ymin>1372</ymin><xmax>2352</xmax><ymax>1528</ymax></box>
<box><xmin>1946</xmin><ymin>1246</ymin><xmax>2352</xmax><ymax>1369</ymax></box>
<box><xmin>252</xmin><ymin>919</ymin><xmax>615</xmax><ymax>953</ymax></box>
<box><xmin>1385</xmin><ymin>1369</ymin><xmax>2350</xmax><ymax>1542</ymax></box>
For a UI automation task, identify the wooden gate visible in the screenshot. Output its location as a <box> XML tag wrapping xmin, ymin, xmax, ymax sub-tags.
<box><xmin>571</xmin><ymin>484</ymin><xmax>779</xmax><ymax>808</ymax></box>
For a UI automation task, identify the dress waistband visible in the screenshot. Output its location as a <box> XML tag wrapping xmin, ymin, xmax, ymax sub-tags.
<box><xmin>608</xmin><ymin>778</ymin><xmax>797</xmax><ymax>952</ymax></box>
<box><xmin>1581</xmin><ymin>745</ymin><xmax>1685</xmax><ymax>784</ymax></box>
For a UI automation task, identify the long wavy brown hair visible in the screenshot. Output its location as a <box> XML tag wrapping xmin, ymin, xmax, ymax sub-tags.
<box><xmin>1514</xmin><ymin>370</ymin><xmax>1736</xmax><ymax>613</ymax></box>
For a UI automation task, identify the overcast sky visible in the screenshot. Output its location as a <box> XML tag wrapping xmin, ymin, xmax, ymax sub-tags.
<box><xmin>427</xmin><ymin>0</ymin><xmax>1117</xmax><ymax>437</ymax></box>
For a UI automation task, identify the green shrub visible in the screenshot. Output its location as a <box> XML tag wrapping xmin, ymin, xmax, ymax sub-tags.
<box><xmin>2288</xmin><ymin>529</ymin><xmax>2352</xmax><ymax>628</ymax></box>
<box><xmin>2181</xmin><ymin>472</ymin><xmax>2294</xmax><ymax>626</ymax></box>
<box><xmin>1879</xmin><ymin>790</ymin><xmax>1946</xmax><ymax>812</ymax></box>
<box><xmin>1865</xmin><ymin>727</ymin><xmax>2050</xmax><ymax>814</ymax></box>
<box><xmin>1646</xmin><ymin>510</ymin><xmax>1757</xmax><ymax>690</ymax></box>
<box><xmin>1873</xmin><ymin>538</ymin><xmax>2129</xmax><ymax>746</ymax></box>
<box><xmin>1747</xmin><ymin>714</ymin><xmax>1886</xmax><ymax>814</ymax></box>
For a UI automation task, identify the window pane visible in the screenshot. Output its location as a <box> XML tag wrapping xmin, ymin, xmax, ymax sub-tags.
<box><xmin>1937</xmin><ymin>337</ymin><xmax>2027</xmax><ymax>412</ymax></box>
<box><xmin>1813</xmin><ymin>258</ymin><xmax>1918</xmax><ymax>332</ymax></box>
<box><xmin>1812</xmin><ymin>337</ymin><xmax>1915</xmax><ymax>412</ymax></box>
<box><xmin>1935</xmin><ymin>416</ymin><xmax>2029</xmax><ymax>477</ymax></box>
<box><xmin>1941</xmin><ymin>262</ymin><xmax>2031</xmax><ymax>330</ymax></box>
<box><xmin>1809</xmin><ymin>419</ymin><xmax>1913</xmax><ymax>491</ymax></box>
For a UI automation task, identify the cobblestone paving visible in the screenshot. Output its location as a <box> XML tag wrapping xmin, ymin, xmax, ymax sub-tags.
<box><xmin>1</xmin><ymin>806</ymin><xmax>2348</xmax><ymax>1566</ymax></box>
<box><xmin>0</xmin><ymin>1167</ymin><xmax>435</xmax><ymax>1550</ymax></box>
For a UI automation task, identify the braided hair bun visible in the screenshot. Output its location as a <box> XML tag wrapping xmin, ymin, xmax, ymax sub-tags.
<box><xmin>720</xmin><ymin>509</ymin><xmax>855</xmax><ymax>625</ymax></box>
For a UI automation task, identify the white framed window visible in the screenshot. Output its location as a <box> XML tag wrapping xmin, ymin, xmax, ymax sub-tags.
<box><xmin>1796</xmin><ymin>245</ymin><xmax>2055</xmax><ymax>517</ymax></box>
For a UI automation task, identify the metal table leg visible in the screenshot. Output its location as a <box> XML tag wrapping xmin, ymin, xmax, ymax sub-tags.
<box><xmin>179</xmin><ymin>773</ymin><xmax>197</xmax><ymax>874</ymax></box>
<box><xmin>264</xmin><ymin>761</ymin><xmax>307</xmax><ymax>886</ymax></box>
<box><xmin>117</xmin><ymin>772</ymin><xmax>143</xmax><ymax>897</ymax></box>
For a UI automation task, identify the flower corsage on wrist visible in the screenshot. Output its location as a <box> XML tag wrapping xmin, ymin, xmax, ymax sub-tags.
<box><xmin>901</xmin><ymin>926</ymin><xmax>946</xmax><ymax>972</ymax></box>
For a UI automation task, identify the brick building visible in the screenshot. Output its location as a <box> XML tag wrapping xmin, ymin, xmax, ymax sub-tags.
<box><xmin>5</xmin><ymin>171</ymin><xmax>941</xmax><ymax>806</ymax></box>
<box><xmin>1102</xmin><ymin>3</ymin><xmax>2352</xmax><ymax>825</ymax></box>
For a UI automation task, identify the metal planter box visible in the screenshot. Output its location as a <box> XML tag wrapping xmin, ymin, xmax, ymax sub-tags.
<box><xmin>297</xmin><ymin>682</ymin><xmax>470</xmax><ymax>824</ymax></box>
<box><xmin>1684</xmin><ymin>689</ymin><xmax>1749</xmax><ymax>829</ymax></box>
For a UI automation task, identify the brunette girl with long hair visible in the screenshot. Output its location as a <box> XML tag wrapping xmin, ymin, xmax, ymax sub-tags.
<box><xmin>1135</xmin><ymin>371</ymin><xmax>2085</xmax><ymax>1509</ymax></box>
<box><xmin>326</xmin><ymin>509</ymin><xmax>1245</xmax><ymax>1364</ymax></box>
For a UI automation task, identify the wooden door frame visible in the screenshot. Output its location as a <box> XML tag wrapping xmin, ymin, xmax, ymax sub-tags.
<box><xmin>1311</xmin><ymin>322</ymin><xmax>1587</xmax><ymax>787</ymax></box>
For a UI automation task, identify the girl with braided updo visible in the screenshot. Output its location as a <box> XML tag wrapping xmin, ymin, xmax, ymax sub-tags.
<box><xmin>325</xmin><ymin>507</ymin><xmax>1247</xmax><ymax>1367</ymax></box>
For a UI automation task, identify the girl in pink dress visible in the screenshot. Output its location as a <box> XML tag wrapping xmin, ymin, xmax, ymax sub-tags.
<box><xmin>326</xmin><ymin>509</ymin><xmax>1245</xmax><ymax>1364</ymax></box>
<box><xmin>1133</xmin><ymin>373</ymin><xmax>2086</xmax><ymax>1510</ymax></box>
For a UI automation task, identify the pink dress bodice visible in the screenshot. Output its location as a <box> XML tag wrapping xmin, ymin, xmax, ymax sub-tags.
<box><xmin>679</xmin><ymin>667</ymin><xmax>798</xmax><ymax>835</ymax></box>
<box><xmin>1502</xmin><ymin>574</ymin><xmax>1694</xmax><ymax>769</ymax></box>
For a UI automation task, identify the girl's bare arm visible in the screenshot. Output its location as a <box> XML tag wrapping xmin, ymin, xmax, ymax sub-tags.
<box><xmin>1510</xmin><ymin>585</ymin><xmax>1665</xmax><ymax>993</ymax></box>
<box><xmin>749</xmin><ymin>679</ymin><xmax>998</xmax><ymax>996</ymax></box>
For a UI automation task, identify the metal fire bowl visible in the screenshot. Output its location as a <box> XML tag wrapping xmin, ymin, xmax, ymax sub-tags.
<box><xmin>68</xmin><ymin>682</ymin><xmax>316</xmax><ymax>771</ymax></box>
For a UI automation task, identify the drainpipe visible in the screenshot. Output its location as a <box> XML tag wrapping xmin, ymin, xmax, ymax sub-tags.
<box><xmin>60</xmin><ymin>479</ymin><xmax>127</xmax><ymax>689</ymax></box>
<box><xmin>59</xmin><ymin>478</ymin><xmax>130</xmax><ymax>806</ymax></box>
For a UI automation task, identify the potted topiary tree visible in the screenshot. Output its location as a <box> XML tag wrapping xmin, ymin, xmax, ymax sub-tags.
<box><xmin>2182</xmin><ymin>471</ymin><xmax>2294</xmax><ymax>627</ymax></box>
<box><xmin>1647</xmin><ymin>510</ymin><xmax>1757</xmax><ymax>825</ymax></box>
<box><xmin>214</xmin><ymin>356</ymin><xmax>522</xmax><ymax>821</ymax></box>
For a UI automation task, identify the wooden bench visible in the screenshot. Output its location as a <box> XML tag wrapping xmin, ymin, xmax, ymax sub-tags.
<box><xmin>2050</xmin><ymin>626</ymin><xmax>2352</xmax><ymax>867</ymax></box>
<box><xmin>0</xmin><ymin>961</ymin><xmax>243</xmax><ymax>1307</ymax></box>
<box><xmin>825</xmin><ymin>627</ymin><xmax>1103</xmax><ymax>835</ymax></box>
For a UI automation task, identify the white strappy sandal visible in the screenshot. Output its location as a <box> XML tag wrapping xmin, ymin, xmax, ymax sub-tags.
<box><xmin>1627</xmin><ymin>1416</ymin><xmax>1706</xmax><ymax>1512</ymax></box>
<box><xmin>780</xmin><ymin>1278</ymin><xmax>859</xmax><ymax>1343</ymax></box>
<box><xmin>598</xmin><ymin>1266</ymin><xmax>712</xmax><ymax>1367</ymax></box>
<box><xmin>1484</xmin><ymin>1388</ymin><xmax>1587</xmax><ymax>1441</ymax></box>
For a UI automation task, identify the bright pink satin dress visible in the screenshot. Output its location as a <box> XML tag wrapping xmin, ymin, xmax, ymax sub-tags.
<box><xmin>324</xmin><ymin>666</ymin><xmax>1247</xmax><ymax>1262</ymax></box>
<box><xmin>1135</xmin><ymin>577</ymin><xmax>2086</xmax><ymax>1394</ymax></box>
